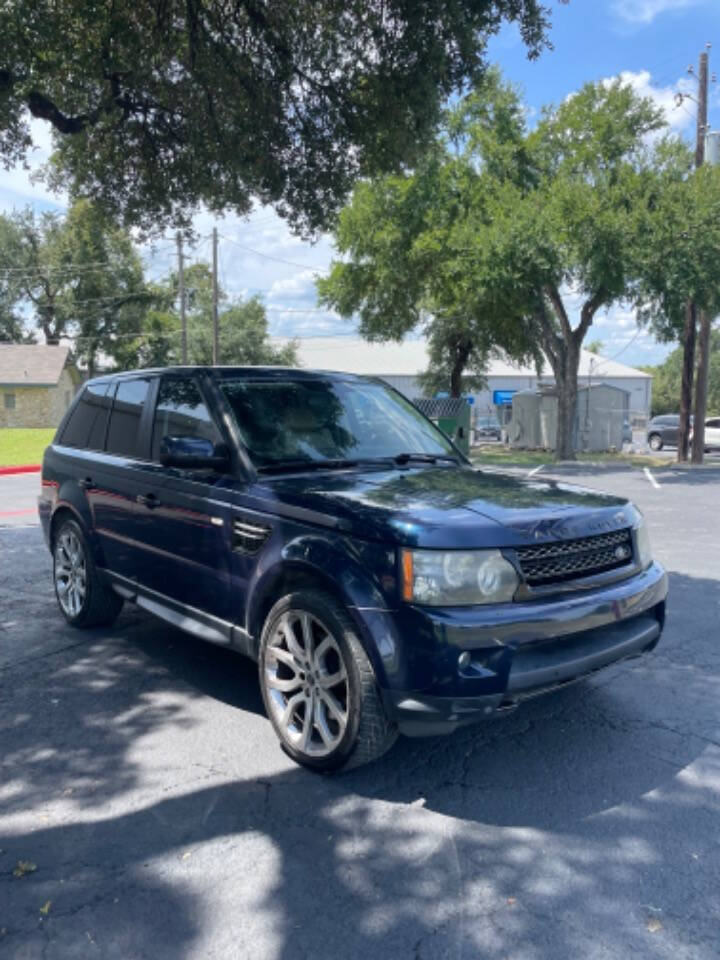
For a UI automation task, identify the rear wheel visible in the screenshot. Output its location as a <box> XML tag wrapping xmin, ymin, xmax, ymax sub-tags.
<box><xmin>648</xmin><ymin>433</ymin><xmax>663</xmax><ymax>451</ymax></box>
<box><xmin>258</xmin><ymin>590</ymin><xmax>398</xmax><ymax>772</ymax></box>
<box><xmin>53</xmin><ymin>518</ymin><xmax>123</xmax><ymax>628</ymax></box>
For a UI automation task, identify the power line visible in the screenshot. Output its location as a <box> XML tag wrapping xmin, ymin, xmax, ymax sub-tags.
<box><xmin>220</xmin><ymin>234</ymin><xmax>326</xmax><ymax>272</ymax></box>
<box><xmin>0</xmin><ymin>260</ymin><xmax>122</xmax><ymax>278</ymax></box>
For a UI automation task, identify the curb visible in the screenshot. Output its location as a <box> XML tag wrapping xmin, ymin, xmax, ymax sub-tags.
<box><xmin>0</xmin><ymin>464</ymin><xmax>41</xmax><ymax>476</ymax></box>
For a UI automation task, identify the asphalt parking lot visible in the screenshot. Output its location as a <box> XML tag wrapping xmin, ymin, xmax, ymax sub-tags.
<box><xmin>1</xmin><ymin>464</ymin><xmax>719</xmax><ymax>960</ymax></box>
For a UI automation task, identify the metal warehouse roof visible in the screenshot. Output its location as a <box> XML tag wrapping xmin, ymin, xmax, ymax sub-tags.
<box><xmin>0</xmin><ymin>344</ymin><xmax>70</xmax><ymax>386</ymax></box>
<box><xmin>279</xmin><ymin>337</ymin><xmax>651</xmax><ymax>380</ymax></box>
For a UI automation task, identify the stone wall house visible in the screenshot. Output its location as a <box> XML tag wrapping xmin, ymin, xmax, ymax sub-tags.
<box><xmin>0</xmin><ymin>345</ymin><xmax>79</xmax><ymax>428</ymax></box>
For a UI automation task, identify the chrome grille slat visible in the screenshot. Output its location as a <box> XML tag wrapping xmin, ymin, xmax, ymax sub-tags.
<box><xmin>516</xmin><ymin>528</ymin><xmax>633</xmax><ymax>586</ymax></box>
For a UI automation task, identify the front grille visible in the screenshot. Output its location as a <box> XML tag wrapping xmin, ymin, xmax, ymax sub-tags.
<box><xmin>515</xmin><ymin>528</ymin><xmax>634</xmax><ymax>586</ymax></box>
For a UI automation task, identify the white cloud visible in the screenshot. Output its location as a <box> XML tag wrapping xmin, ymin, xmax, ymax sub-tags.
<box><xmin>603</xmin><ymin>69</ymin><xmax>696</xmax><ymax>133</ymax></box>
<box><xmin>612</xmin><ymin>0</ymin><xmax>703</xmax><ymax>25</ymax></box>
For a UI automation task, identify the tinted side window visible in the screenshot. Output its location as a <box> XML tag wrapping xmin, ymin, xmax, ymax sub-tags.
<box><xmin>152</xmin><ymin>377</ymin><xmax>221</xmax><ymax>461</ymax></box>
<box><xmin>106</xmin><ymin>379</ymin><xmax>150</xmax><ymax>458</ymax></box>
<box><xmin>60</xmin><ymin>382</ymin><xmax>110</xmax><ymax>449</ymax></box>
<box><xmin>706</xmin><ymin>418</ymin><xmax>720</xmax><ymax>429</ymax></box>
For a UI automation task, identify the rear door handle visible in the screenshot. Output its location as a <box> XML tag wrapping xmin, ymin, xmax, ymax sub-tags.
<box><xmin>78</xmin><ymin>477</ymin><xmax>94</xmax><ymax>490</ymax></box>
<box><xmin>136</xmin><ymin>493</ymin><xmax>160</xmax><ymax>509</ymax></box>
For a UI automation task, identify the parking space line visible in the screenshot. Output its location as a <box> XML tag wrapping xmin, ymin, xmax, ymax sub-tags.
<box><xmin>527</xmin><ymin>464</ymin><xmax>544</xmax><ymax>476</ymax></box>
<box><xmin>643</xmin><ymin>467</ymin><xmax>661</xmax><ymax>489</ymax></box>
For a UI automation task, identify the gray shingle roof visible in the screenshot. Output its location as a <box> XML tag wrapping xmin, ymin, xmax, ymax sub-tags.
<box><xmin>0</xmin><ymin>345</ymin><xmax>70</xmax><ymax>386</ymax></box>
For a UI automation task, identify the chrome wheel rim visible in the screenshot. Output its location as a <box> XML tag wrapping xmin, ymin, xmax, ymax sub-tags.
<box><xmin>54</xmin><ymin>529</ymin><xmax>87</xmax><ymax>618</ymax></box>
<box><xmin>264</xmin><ymin>611</ymin><xmax>349</xmax><ymax>758</ymax></box>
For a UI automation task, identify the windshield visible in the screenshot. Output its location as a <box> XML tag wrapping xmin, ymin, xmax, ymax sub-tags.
<box><xmin>220</xmin><ymin>377</ymin><xmax>457</xmax><ymax>467</ymax></box>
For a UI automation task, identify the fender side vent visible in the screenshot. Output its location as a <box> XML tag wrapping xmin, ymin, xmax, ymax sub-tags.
<box><xmin>233</xmin><ymin>518</ymin><xmax>271</xmax><ymax>555</ymax></box>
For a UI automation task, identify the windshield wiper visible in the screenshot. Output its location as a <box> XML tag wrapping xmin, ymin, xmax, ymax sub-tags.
<box><xmin>257</xmin><ymin>453</ymin><xmax>459</xmax><ymax>474</ymax></box>
<box><xmin>257</xmin><ymin>458</ymin><xmax>361</xmax><ymax>474</ymax></box>
<box><xmin>391</xmin><ymin>453</ymin><xmax>459</xmax><ymax>465</ymax></box>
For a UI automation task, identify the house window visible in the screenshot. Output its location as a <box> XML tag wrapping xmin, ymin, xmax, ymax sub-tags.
<box><xmin>4</xmin><ymin>393</ymin><xmax>15</xmax><ymax>410</ymax></box>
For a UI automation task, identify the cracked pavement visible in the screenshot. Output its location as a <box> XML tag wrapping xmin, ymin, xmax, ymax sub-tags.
<box><xmin>1</xmin><ymin>464</ymin><xmax>719</xmax><ymax>959</ymax></box>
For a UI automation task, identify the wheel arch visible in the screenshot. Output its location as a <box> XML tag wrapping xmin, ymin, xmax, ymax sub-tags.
<box><xmin>49</xmin><ymin>503</ymin><xmax>85</xmax><ymax>550</ymax></box>
<box><xmin>49</xmin><ymin>503</ymin><xmax>106</xmax><ymax>569</ymax></box>
<box><xmin>246</xmin><ymin>557</ymin><xmax>395</xmax><ymax>688</ymax></box>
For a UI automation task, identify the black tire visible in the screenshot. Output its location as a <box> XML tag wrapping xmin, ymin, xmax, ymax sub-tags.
<box><xmin>258</xmin><ymin>589</ymin><xmax>398</xmax><ymax>773</ymax></box>
<box><xmin>648</xmin><ymin>433</ymin><xmax>663</xmax><ymax>451</ymax></box>
<box><xmin>52</xmin><ymin>517</ymin><xmax>123</xmax><ymax>628</ymax></box>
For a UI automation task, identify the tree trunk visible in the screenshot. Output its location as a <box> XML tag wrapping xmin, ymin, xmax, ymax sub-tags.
<box><xmin>553</xmin><ymin>343</ymin><xmax>580</xmax><ymax>460</ymax></box>
<box><xmin>533</xmin><ymin>286</ymin><xmax>603</xmax><ymax>462</ymax></box>
<box><xmin>449</xmin><ymin>339</ymin><xmax>471</xmax><ymax>398</ymax></box>
<box><xmin>677</xmin><ymin>300</ymin><xmax>696</xmax><ymax>462</ymax></box>
<box><xmin>690</xmin><ymin>307</ymin><xmax>711</xmax><ymax>464</ymax></box>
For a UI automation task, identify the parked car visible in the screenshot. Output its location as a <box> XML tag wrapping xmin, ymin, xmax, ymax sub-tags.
<box><xmin>473</xmin><ymin>415</ymin><xmax>502</xmax><ymax>442</ymax></box>
<box><xmin>689</xmin><ymin>416</ymin><xmax>720</xmax><ymax>452</ymax></box>
<box><xmin>39</xmin><ymin>367</ymin><xmax>668</xmax><ymax>772</ymax></box>
<box><xmin>646</xmin><ymin>414</ymin><xmax>688</xmax><ymax>451</ymax></box>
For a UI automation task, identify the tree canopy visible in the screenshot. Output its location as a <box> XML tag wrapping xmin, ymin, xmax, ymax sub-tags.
<box><xmin>642</xmin><ymin>330</ymin><xmax>720</xmax><ymax>418</ymax></box>
<box><xmin>319</xmin><ymin>72</ymin><xmax>672</xmax><ymax>457</ymax></box>
<box><xmin>317</xmin><ymin>69</ymin><xmax>542</xmax><ymax>399</ymax></box>
<box><xmin>0</xmin><ymin>0</ymin><xmax>555</xmax><ymax>235</ymax></box>
<box><xmin>633</xmin><ymin>154</ymin><xmax>720</xmax><ymax>339</ymax></box>
<box><xmin>0</xmin><ymin>202</ymin><xmax>296</xmax><ymax>373</ymax></box>
<box><xmin>133</xmin><ymin>263</ymin><xmax>298</xmax><ymax>369</ymax></box>
<box><xmin>0</xmin><ymin>200</ymin><xmax>151</xmax><ymax>375</ymax></box>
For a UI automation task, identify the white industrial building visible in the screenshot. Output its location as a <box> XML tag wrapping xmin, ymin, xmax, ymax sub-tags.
<box><xmin>284</xmin><ymin>337</ymin><xmax>653</xmax><ymax>421</ymax></box>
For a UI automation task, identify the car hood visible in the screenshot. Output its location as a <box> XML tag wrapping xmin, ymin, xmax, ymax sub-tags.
<box><xmin>251</xmin><ymin>464</ymin><xmax>635</xmax><ymax>549</ymax></box>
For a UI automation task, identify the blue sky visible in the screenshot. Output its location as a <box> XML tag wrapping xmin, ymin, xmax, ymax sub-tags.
<box><xmin>3</xmin><ymin>0</ymin><xmax>720</xmax><ymax>368</ymax></box>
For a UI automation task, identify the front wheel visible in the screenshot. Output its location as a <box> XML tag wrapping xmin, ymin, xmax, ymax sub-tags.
<box><xmin>648</xmin><ymin>433</ymin><xmax>663</xmax><ymax>451</ymax></box>
<box><xmin>53</xmin><ymin>518</ymin><xmax>123</xmax><ymax>628</ymax></box>
<box><xmin>258</xmin><ymin>590</ymin><xmax>398</xmax><ymax>772</ymax></box>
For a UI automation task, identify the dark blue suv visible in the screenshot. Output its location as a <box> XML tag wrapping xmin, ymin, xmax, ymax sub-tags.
<box><xmin>40</xmin><ymin>367</ymin><xmax>668</xmax><ymax>771</ymax></box>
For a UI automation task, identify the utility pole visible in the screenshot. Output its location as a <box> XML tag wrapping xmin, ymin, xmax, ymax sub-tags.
<box><xmin>677</xmin><ymin>47</ymin><xmax>709</xmax><ymax>462</ymax></box>
<box><xmin>212</xmin><ymin>227</ymin><xmax>219</xmax><ymax>366</ymax></box>
<box><xmin>177</xmin><ymin>231</ymin><xmax>187</xmax><ymax>364</ymax></box>
<box><xmin>691</xmin><ymin>48</ymin><xmax>715</xmax><ymax>464</ymax></box>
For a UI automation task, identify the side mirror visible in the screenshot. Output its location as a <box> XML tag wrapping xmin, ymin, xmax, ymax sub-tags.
<box><xmin>159</xmin><ymin>436</ymin><xmax>231</xmax><ymax>472</ymax></box>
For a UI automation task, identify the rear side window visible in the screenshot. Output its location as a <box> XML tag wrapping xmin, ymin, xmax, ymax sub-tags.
<box><xmin>152</xmin><ymin>377</ymin><xmax>221</xmax><ymax>461</ymax></box>
<box><xmin>106</xmin><ymin>378</ymin><xmax>150</xmax><ymax>458</ymax></box>
<box><xmin>60</xmin><ymin>381</ymin><xmax>110</xmax><ymax>450</ymax></box>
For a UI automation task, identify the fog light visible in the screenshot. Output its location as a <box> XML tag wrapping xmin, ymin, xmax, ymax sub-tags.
<box><xmin>458</xmin><ymin>652</ymin><xmax>471</xmax><ymax>670</ymax></box>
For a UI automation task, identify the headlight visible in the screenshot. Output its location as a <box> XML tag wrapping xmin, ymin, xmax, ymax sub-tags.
<box><xmin>634</xmin><ymin>515</ymin><xmax>653</xmax><ymax>569</ymax></box>
<box><xmin>401</xmin><ymin>548</ymin><xmax>519</xmax><ymax>605</ymax></box>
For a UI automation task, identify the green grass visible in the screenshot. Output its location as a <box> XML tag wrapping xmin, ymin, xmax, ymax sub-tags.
<box><xmin>471</xmin><ymin>445</ymin><xmax>669</xmax><ymax>470</ymax></box>
<box><xmin>0</xmin><ymin>428</ymin><xmax>55</xmax><ymax>466</ymax></box>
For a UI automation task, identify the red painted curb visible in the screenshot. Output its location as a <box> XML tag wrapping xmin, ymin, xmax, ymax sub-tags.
<box><xmin>0</xmin><ymin>464</ymin><xmax>41</xmax><ymax>476</ymax></box>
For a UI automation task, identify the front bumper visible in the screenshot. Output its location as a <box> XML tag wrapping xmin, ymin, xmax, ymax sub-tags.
<box><xmin>379</xmin><ymin>561</ymin><xmax>667</xmax><ymax>736</ymax></box>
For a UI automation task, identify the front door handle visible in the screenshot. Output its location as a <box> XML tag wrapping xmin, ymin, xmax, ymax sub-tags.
<box><xmin>78</xmin><ymin>477</ymin><xmax>94</xmax><ymax>490</ymax></box>
<box><xmin>136</xmin><ymin>493</ymin><xmax>160</xmax><ymax>509</ymax></box>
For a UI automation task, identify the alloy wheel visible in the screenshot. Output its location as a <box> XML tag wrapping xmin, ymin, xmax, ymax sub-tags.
<box><xmin>263</xmin><ymin>610</ymin><xmax>349</xmax><ymax>757</ymax></box>
<box><xmin>54</xmin><ymin>528</ymin><xmax>88</xmax><ymax>619</ymax></box>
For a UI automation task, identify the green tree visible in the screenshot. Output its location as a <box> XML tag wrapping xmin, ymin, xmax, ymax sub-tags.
<box><xmin>632</xmin><ymin>154</ymin><xmax>720</xmax><ymax>459</ymax></box>
<box><xmin>1</xmin><ymin>201</ymin><xmax>153</xmax><ymax>375</ymax></box>
<box><xmin>642</xmin><ymin>330</ymin><xmax>720</xmax><ymax>417</ymax></box>
<box><xmin>134</xmin><ymin>263</ymin><xmax>297</xmax><ymax>369</ymax></box>
<box><xmin>319</xmin><ymin>74</ymin><xmax>670</xmax><ymax>460</ymax></box>
<box><xmin>586</xmin><ymin>340</ymin><xmax>604</xmax><ymax>355</ymax></box>
<box><xmin>480</xmin><ymin>80</ymin><xmax>667</xmax><ymax>458</ymax></box>
<box><xmin>0</xmin><ymin>1</ymin><xmax>553</xmax><ymax>234</ymax></box>
<box><xmin>0</xmin><ymin>215</ymin><xmax>34</xmax><ymax>342</ymax></box>
<box><xmin>317</xmin><ymin>70</ymin><xmax>541</xmax><ymax>399</ymax></box>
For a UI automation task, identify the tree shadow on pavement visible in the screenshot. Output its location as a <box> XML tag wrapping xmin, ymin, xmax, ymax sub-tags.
<box><xmin>1</xmin><ymin>566</ymin><xmax>718</xmax><ymax>959</ymax></box>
